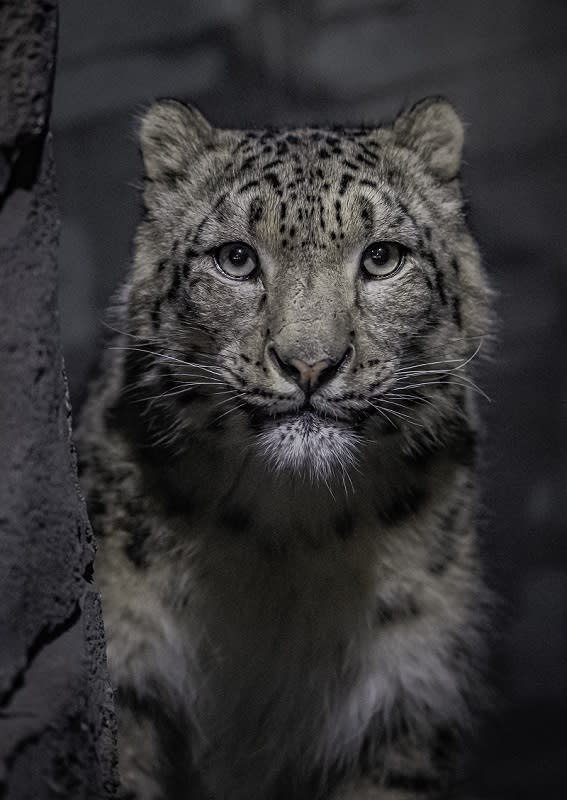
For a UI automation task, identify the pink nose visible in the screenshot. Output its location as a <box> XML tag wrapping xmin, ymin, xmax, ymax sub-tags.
<box><xmin>287</xmin><ymin>358</ymin><xmax>334</xmax><ymax>393</ymax></box>
<box><xmin>270</xmin><ymin>347</ymin><xmax>350</xmax><ymax>394</ymax></box>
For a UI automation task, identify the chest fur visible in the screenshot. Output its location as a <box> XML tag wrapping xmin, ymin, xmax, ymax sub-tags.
<box><xmin>154</xmin><ymin>525</ymin><xmax>458</xmax><ymax>799</ymax></box>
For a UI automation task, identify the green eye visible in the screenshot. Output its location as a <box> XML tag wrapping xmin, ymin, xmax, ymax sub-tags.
<box><xmin>214</xmin><ymin>242</ymin><xmax>259</xmax><ymax>280</ymax></box>
<box><xmin>361</xmin><ymin>241</ymin><xmax>405</xmax><ymax>278</ymax></box>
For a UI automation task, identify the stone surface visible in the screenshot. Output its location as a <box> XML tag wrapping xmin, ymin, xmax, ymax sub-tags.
<box><xmin>0</xmin><ymin>1</ymin><xmax>117</xmax><ymax>796</ymax></box>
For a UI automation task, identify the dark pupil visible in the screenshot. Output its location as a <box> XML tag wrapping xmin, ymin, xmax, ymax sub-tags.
<box><xmin>370</xmin><ymin>244</ymin><xmax>390</xmax><ymax>265</ymax></box>
<box><xmin>229</xmin><ymin>247</ymin><xmax>248</xmax><ymax>266</ymax></box>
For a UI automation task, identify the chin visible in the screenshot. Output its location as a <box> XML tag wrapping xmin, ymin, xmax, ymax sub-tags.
<box><xmin>255</xmin><ymin>411</ymin><xmax>361</xmax><ymax>482</ymax></box>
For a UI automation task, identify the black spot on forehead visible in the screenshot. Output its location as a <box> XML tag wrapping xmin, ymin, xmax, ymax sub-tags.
<box><xmin>264</xmin><ymin>172</ymin><xmax>281</xmax><ymax>191</ymax></box>
<box><xmin>248</xmin><ymin>197</ymin><xmax>264</xmax><ymax>232</ymax></box>
<box><xmin>240</xmin><ymin>154</ymin><xmax>259</xmax><ymax>173</ymax></box>
<box><xmin>238</xmin><ymin>179</ymin><xmax>260</xmax><ymax>194</ymax></box>
<box><xmin>339</xmin><ymin>173</ymin><xmax>355</xmax><ymax>196</ymax></box>
<box><xmin>357</xmin><ymin>195</ymin><xmax>374</xmax><ymax>234</ymax></box>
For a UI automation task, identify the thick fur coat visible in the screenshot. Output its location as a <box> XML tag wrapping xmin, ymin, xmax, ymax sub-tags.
<box><xmin>77</xmin><ymin>97</ymin><xmax>491</xmax><ymax>800</ymax></box>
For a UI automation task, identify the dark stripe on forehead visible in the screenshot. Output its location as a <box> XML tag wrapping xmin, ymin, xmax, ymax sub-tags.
<box><xmin>191</xmin><ymin>192</ymin><xmax>228</xmax><ymax>246</ymax></box>
<box><xmin>357</xmin><ymin>194</ymin><xmax>374</xmax><ymax>235</ymax></box>
<box><xmin>263</xmin><ymin>158</ymin><xmax>284</xmax><ymax>171</ymax></box>
<box><xmin>342</xmin><ymin>160</ymin><xmax>360</xmax><ymax>172</ymax></box>
<box><xmin>356</xmin><ymin>153</ymin><xmax>376</xmax><ymax>168</ymax></box>
<box><xmin>239</xmin><ymin>154</ymin><xmax>259</xmax><ymax>172</ymax></box>
<box><xmin>318</xmin><ymin>197</ymin><xmax>326</xmax><ymax>231</ymax></box>
<box><xmin>211</xmin><ymin>192</ymin><xmax>228</xmax><ymax>215</ymax></box>
<box><xmin>396</xmin><ymin>200</ymin><xmax>419</xmax><ymax>232</ymax></box>
<box><xmin>238</xmin><ymin>179</ymin><xmax>260</xmax><ymax>194</ymax></box>
<box><xmin>248</xmin><ymin>196</ymin><xmax>264</xmax><ymax>232</ymax></box>
<box><xmin>339</xmin><ymin>173</ymin><xmax>355</xmax><ymax>195</ymax></box>
<box><xmin>360</xmin><ymin>137</ymin><xmax>381</xmax><ymax>152</ymax></box>
<box><xmin>357</xmin><ymin>141</ymin><xmax>380</xmax><ymax>163</ymax></box>
<box><xmin>231</xmin><ymin>137</ymin><xmax>250</xmax><ymax>155</ymax></box>
<box><xmin>264</xmin><ymin>172</ymin><xmax>283</xmax><ymax>195</ymax></box>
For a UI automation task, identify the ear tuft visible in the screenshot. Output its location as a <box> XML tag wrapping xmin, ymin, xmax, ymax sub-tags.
<box><xmin>139</xmin><ymin>100</ymin><xmax>213</xmax><ymax>181</ymax></box>
<box><xmin>394</xmin><ymin>97</ymin><xmax>464</xmax><ymax>181</ymax></box>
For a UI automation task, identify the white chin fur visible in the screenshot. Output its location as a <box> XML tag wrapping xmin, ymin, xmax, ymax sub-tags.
<box><xmin>255</xmin><ymin>412</ymin><xmax>360</xmax><ymax>482</ymax></box>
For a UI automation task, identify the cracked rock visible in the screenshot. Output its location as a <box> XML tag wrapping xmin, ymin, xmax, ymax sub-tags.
<box><xmin>0</xmin><ymin>1</ymin><xmax>117</xmax><ymax>796</ymax></box>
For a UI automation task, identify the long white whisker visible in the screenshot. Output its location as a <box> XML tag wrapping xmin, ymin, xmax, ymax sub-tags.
<box><xmin>376</xmin><ymin>401</ymin><xmax>425</xmax><ymax>427</ymax></box>
<box><xmin>381</xmin><ymin>392</ymin><xmax>437</xmax><ymax>409</ymax></box>
<box><xmin>172</xmin><ymin>372</ymin><xmax>227</xmax><ymax>383</ymax></box>
<box><xmin>213</xmin><ymin>400</ymin><xmax>249</xmax><ymax>423</ymax></box>
<box><xmin>138</xmin><ymin>383</ymin><xmax>233</xmax><ymax>404</ymax></box>
<box><xmin>390</xmin><ymin>378</ymin><xmax>491</xmax><ymax>402</ymax></box>
<box><xmin>396</xmin><ymin>356</ymin><xmax>464</xmax><ymax>372</ymax></box>
<box><xmin>213</xmin><ymin>391</ymin><xmax>248</xmax><ymax>409</ymax></box>
<box><xmin>396</xmin><ymin>339</ymin><xmax>483</xmax><ymax>376</ymax></box>
<box><xmin>365</xmin><ymin>400</ymin><xmax>398</xmax><ymax>430</ymax></box>
<box><xmin>110</xmin><ymin>346</ymin><xmax>226</xmax><ymax>378</ymax></box>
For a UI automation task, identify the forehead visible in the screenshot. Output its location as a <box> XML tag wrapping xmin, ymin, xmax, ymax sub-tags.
<box><xmin>194</xmin><ymin>125</ymin><xmax>419</xmax><ymax>254</ymax></box>
<box><xmin>226</xmin><ymin>125</ymin><xmax>387</xmax><ymax>193</ymax></box>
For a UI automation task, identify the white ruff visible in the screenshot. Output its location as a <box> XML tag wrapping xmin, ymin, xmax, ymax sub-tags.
<box><xmin>255</xmin><ymin>412</ymin><xmax>361</xmax><ymax>482</ymax></box>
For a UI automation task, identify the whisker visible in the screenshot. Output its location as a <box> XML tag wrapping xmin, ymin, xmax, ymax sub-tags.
<box><xmin>380</xmin><ymin>392</ymin><xmax>436</xmax><ymax>409</ymax></box>
<box><xmin>213</xmin><ymin>400</ymin><xmax>249</xmax><ymax>424</ymax></box>
<box><xmin>396</xmin><ymin>338</ymin><xmax>483</xmax><ymax>376</ymax></box>
<box><xmin>376</xmin><ymin>401</ymin><xmax>425</xmax><ymax>428</ymax></box>
<box><xmin>137</xmin><ymin>383</ymin><xmax>232</xmax><ymax>404</ymax></box>
<box><xmin>213</xmin><ymin>391</ymin><xmax>249</xmax><ymax>409</ymax></box>
<box><xmin>110</xmin><ymin>346</ymin><xmax>226</xmax><ymax>377</ymax></box>
<box><xmin>390</xmin><ymin>378</ymin><xmax>491</xmax><ymax>402</ymax></box>
<box><xmin>365</xmin><ymin>400</ymin><xmax>398</xmax><ymax>430</ymax></box>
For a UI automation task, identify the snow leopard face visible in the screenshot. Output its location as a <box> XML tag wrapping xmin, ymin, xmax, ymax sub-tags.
<box><xmin>124</xmin><ymin>98</ymin><xmax>489</xmax><ymax>481</ymax></box>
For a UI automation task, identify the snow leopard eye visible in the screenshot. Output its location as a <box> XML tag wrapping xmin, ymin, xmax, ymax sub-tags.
<box><xmin>214</xmin><ymin>242</ymin><xmax>259</xmax><ymax>280</ymax></box>
<box><xmin>360</xmin><ymin>241</ymin><xmax>406</xmax><ymax>279</ymax></box>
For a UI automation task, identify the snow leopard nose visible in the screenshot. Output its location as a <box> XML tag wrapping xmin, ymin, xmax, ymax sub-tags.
<box><xmin>270</xmin><ymin>348</ymin><xmax>350</xmax><ymax>394</ymax></box>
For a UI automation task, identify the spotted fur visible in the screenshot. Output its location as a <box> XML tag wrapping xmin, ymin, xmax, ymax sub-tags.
<box><xmin>77</xmin><ymin>97</ymin><xmax>492</xmax><ymax>800</ymax></box>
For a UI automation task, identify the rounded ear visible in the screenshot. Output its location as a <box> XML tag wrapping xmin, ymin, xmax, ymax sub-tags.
<box><xmin>138</xmin><ymin>99</ymin><xmax>213</xmax><ymax>181</ymax></box>
<box><xmin>393</xmin><ymin>97</ymin><xmax>464</xmax><ymax>181</ymax></box>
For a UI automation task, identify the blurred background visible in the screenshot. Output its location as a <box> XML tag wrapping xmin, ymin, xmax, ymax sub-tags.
<box><xmin>52</xmin><ymin>1</ymin><xmax>567</xmax><ymax>797</ymax></box>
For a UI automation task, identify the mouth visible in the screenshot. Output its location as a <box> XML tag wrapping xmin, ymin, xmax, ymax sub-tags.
<box><xmin>245</xmin><ymin>396</ymin><xmax>355</xmax><ymax>428</ymax></box>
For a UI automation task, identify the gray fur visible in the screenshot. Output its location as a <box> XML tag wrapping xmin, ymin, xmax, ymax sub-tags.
<box><xmin>77</xmin><ymin>97</ymin><xmax>491</xmax><ymax>800</ymax></box>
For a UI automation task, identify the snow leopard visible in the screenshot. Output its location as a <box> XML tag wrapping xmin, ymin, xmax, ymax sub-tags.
<box><xmin>76</xmin><ymin>96</ymin><xmax>492</xmax><ymax>800</ymax></box>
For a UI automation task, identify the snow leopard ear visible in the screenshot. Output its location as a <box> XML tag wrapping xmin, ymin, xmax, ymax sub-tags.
<box><xmin>139</xmin><ymin>99</ymin><xmax>213</xmax><ymax>181</ymax></box>
<box><xmin>393</xmin><ymin>97</ymin><xmax>464</xmax><ymax>181</ymax></box>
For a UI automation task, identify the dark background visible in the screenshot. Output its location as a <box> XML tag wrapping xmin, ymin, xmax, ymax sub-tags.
<box><xmin>52</xmin><ymin>1</ymin><xmax>567</xmax><ymax>797</ymax></box>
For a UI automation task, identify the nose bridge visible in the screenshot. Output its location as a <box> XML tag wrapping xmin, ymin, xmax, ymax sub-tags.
<box><xmin>270</xmin><ymin>277</ymin><xmax>350</xmax><ymax>362</ymax></box>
